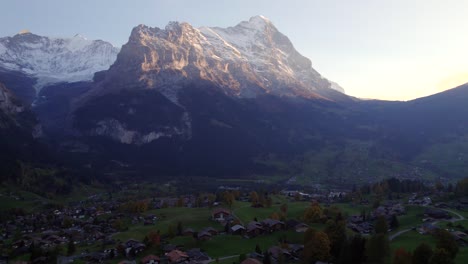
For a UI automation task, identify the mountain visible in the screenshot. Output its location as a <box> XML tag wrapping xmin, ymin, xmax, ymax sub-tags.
<box><xmin>77</xmin><ymin>16</ymin><xmax>346</xmax><ymax>108</ymax></box>
<box><xmin>3</xmin><ymin>16</ymin><xmax>468</xmax><ymax>187</ymax></box>
<box><xmin>0</xmin><ymin>31</ymin><xmax>119</xmax><ymax>103</ymax></box>
<box><xmin>57</xmin><ymin>17</ymin><xmax>468</xmax><ymax>185</ymax></box>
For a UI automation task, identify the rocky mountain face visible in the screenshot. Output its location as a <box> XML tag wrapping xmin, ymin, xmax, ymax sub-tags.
<box><xmin>0</xmin><ymin>82</ymin><xmax>43</xmax><ymax>176</ymax></box>
<box><xmin>0</xmin><ymin>82</ymin><xmax>24</xmax><ymax>119</ymax></box>
<box><xmin>80</xmin><ymin>16</ymin><xmax>346</xmax><ymax>106</ymax></box>
<box><xmin>0</xmin><ymin>32</ymin><xmax>119</xmax><ymax>97</ymax></box>
<box><xmin>69</xmin><ymin>16</ymin><xmax>349</xmax><ymax>148</ymax></box>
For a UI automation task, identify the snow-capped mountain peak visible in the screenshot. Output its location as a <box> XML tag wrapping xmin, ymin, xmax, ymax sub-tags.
<box><xmin>0</xmin><ymin>32</ymin><xmax>119</xmax><ymax>91</ymax></box>
<box><xmin>90</xmin><ymin>16</ymin><xmax>345</xmax><ymax>105</ymax></box>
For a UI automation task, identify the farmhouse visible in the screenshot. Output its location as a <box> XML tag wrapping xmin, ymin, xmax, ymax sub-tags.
<box><xmin>141</xmin><ymin>255</ymin><xmax>160</xmax><ymax>264</ymax></box>
<box><xmin>212</xmin><ymin>208</ymin><xmax>231</xmax><ymax>221</ymax></box>
<box><xmin>166</xmin><ymin>250</ymin><xmax>189</xmax><ymax>263</ymax></box>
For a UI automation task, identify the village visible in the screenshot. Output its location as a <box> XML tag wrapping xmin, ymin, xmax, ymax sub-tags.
<box><xmin>0</xmin><ymin>178</ymin><xmax>467</xmax><ymax>264</ymax></box>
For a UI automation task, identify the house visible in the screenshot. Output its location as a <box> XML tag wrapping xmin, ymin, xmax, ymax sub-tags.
<box><xmin>451</xmin><ymin>231</ymin><xmax>468</xmax><ymax>244</ymax></box>
<box><xmin>348</xmin><ymin>215</ymin><xmax>364</xmax><ymax>224</ymax></box>
<box><xmin>348</xmin><ymin>222</ymin><xmax>373</xmax><ymax>234</ymax></box>
<box><xmin>434</xmin><ymin>202</ymin><xmax>449</xmax><ymax>209</ymax></box>
<box><xmin>262</xmin><ymin>219</ymin><xmax>284</xmax><ymax>232</ymax></box>
<box><xmin>84</xmin><ymin>252</ymin><xmax>106</xmax><ymax>263</ymax></box>
<box><xmin>424</xmin><ymin>209</ymin><xmax>450</xmax><ymax>219</ymax></box>
<box><xmin>163</xmin><ymin>244</ymin><xmax>178</xmax><ymax>253</ymax></box>
<box><xmin>241</xmin><ymin>258</ymin><xmax>263</xmax><ymax>264</ymax></box>
<box><xmin>212</xmin><ymin>209</ymin><xmax>231</xmax><ymax>221</ymax></box>
<box><xmin>418</xmin><ymin>223</ymin><xmax>439</xmax><ymax>235</ymax></box>
<box><xmin>288</xmin><ymin>244</ymin><xmax>304</xmax><ymax>258</ymax></box>
<box><xmin>246</xmin><ymin>222</ymin><xmax>264</xmax><ymax>237</ymax></box>
<box><xmin>231</xmin><ymin>224</ymin><xmax>246</xmax><ymax>235</ymax></box>
<box><xmin>286</xmin><ymin>219</ymin><xmax>301</xmax><ymax>229</ymax></box>
<box><xmin>201</xmin><ymin>227</ymin><xmax>218</xmax><ymax>236</ymax></box>
<box><xmin>197</xmin><ymin>231</ymin><xmax>212</xmax><ymax>241</ymax></box>
<box><xmin>294</xmin><ymin>223</ymin><xmax>309</xmax><ymax>233</ymax></box>
<box><xmin>125</xmin><ymin>239</ymin><xmax>140</xmax><ymax>248</ymax></box>
<box><xmin>141</xmin><ymin>255</ymin><xmax>160</xmax><ymax>264</ymax></box>
<box><xmin>183</xmin><ymin>228</ymin><xmax>195</xmax><ymax>236</ymax></box>
<box><xmin>268</xmin><ymin>246</ymin><xmax>292</xmax><ymax>261</ymax></box>
<box><xmin>165</xmin><ymin>250</ymin><xmax>189</xmax><ymax>263</ymax></box>
<box><xmin>186</xmin><ymin>248</ymin><xmax>210</xmax><ymax>262</ymax></box>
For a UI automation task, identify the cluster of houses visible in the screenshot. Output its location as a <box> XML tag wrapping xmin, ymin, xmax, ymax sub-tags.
<box><xmin>211</xmin><ymin>208</ymin><xmax>309</xmax><ymax>238</ymax></box>
<box><xmin>347</xmin><ymin>202</ymin><xmax>406</xmax><ymax>234</ymax></box>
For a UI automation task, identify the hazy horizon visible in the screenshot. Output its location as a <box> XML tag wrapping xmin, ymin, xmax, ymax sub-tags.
<box><xmin>1</xmin><ymin>0</ymin><xmax>467</xmax><ymax>101</ymax></box>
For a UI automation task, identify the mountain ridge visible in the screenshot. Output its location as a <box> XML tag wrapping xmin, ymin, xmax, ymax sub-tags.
<box><xmin>75</xmin><ymin>16</ymin><xmax>347</xmax><ymax>109</ymax></box>
<box><xmin>0</xmin><ymin>32</ymin><xmax>119</xmax><ymax>93</ymax></box>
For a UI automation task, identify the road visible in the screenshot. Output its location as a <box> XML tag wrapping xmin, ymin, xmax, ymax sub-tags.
<box><xmin>389</xmin><ymin>207</ymin><xmax>465</xmax><ymax>241</ymax></box>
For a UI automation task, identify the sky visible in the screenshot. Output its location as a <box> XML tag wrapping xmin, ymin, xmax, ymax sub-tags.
<box><xmin>1</xmin><ymin>0</ymin><xmax>468</xmax><ymax>101</ymax></box>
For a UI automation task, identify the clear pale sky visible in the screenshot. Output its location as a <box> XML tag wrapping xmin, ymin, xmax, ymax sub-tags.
<box><xmin>2</xmin><ymin>0</ymin><xmax>468</xmax><ymax>101</ymax></box>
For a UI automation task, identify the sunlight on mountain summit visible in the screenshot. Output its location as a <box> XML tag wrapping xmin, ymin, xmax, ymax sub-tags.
<box><xmin>437</xmin><ymin>72</ymin><xmax>468</xmax><ymax>92</ymax></box>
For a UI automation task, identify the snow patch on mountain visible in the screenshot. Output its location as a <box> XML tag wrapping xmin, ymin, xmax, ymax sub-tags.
<box><xmin>0</xmin><ymin>32</ymin><xmax>119</xmax><ymax>91</ymax></box>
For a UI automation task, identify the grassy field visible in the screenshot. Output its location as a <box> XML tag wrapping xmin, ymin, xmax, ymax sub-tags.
<box><xmin>232</xmin><ymin>200</ymin><xmax>310</xmax><ymax>224</ymax></box>
<box><xmin>196</xmin><ymin>230</ymin><xmax>303</xmax><ymax>258</ymax></box>
<box><xmin>113</xmin><ymin>206</ymin><xmax>219</xmax><ymax>241</ymax></box>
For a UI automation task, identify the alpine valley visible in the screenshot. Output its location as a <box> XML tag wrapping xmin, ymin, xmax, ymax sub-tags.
<box><xmin>1</xmin><ymin>16</ymin><xmax>468</xmax><ymax>187</ymax></box>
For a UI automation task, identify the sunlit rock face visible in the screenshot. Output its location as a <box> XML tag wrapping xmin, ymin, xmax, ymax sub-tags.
<box><xmin>82</xmin><ymin>16</ymin><xmax>345</xmax><ymax>105</ymax></box>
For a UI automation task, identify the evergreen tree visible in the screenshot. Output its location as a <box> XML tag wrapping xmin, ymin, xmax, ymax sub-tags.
<box><xmin>303</xmin><ymin>231</ymin><xmax>331</xmax><ymax>264</ymax></box>
<box><xmin>390</xmin><ymin>214</ymin><xmax>399</xmax><ymax>229</ymax></box>
<box><xmin>393</xmin><ymin>247</ymin><xmax>412</xmax><ymax>264</ymax></box>
<box><xmin>366</xmin><ymin>233</ymin><xmax>390</xmax><ymax>264</ymax></box>
<box><xmin>67</xmin><ymin>238</ymin><xmax>76</xmax><ymax>256</ymax></box>
<box><xmin>429</xmin><ymin>248</ymin><xmax>454</xmax><ymax>264</ymax></box>
<box><xmin>177</xmin><ymin>221</ymin><xmax>183</xmax><ymax>236</ymax></box>
<box><xmin>413</xmin><ymin>242</ymin><xmax>433</xmax><ymax>264</ymax></box>
<box><xmin>434</xmin><ymin>229</ymin><xmax>458</xmax><ymax>259</ymax></box>
<box><xmin>239</xmin><ymin>253</ymin><xmax>247</xmax><ymax>263</ymax></box>
<box><xmin>324</xmin><ymin>218</ymin><xmax>347</xmax><ymax>259</ymax></box>
<box><xmin>375</xmin><ymin>216</ymin><xmax>389</xmax><ymax>234</ymax></box>
<box><xmin>348</xmin><ymin>234</ymin><xmax>367</xmax><ymax>264</ymax></box>
<box><xmin>263</xmin><ymin>251</ymin><xmax>271</xmax><ymax>264</ymax></box>
<box><xmin>255</xmin><ymin>244</ymin><xmax>262</xmax><ymax>254</ymax></box>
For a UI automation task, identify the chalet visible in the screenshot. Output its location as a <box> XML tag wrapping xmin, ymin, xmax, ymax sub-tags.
<box><xmin>348</xmin><ymin>222</ymin><xmax>373</xmax><ymax>234</ymax></box>
<box><xmin>165</xmin><ymin>250</ymin><xmax>189</xmax><ymax>263</ymax></box>
<box><xmin>141</xmin><ymin>255</ymin><xmax>160</xmax><ymax>264</ymax></box>
<box><xmin>124</xmin><ymin>239</ymin><xmax>146</xmax><ymax>256</ymax></box>
<box><xmin>183</xmin><ymin>228</ymin><xmax>195</xmax><ymax>236</ymax></box>
<box><xmin>288</xmin><ymin>244</ymin><xmax>304</xmax><ymax>258</ymax></box>
<box><xmin>212</xmin><ymin>209</ymin><xmax>231</xmax><ymax>221</ymax></box>
<box><xmin>163</xmin><ymin>244</ymin><xmax>178</xmax><ymax>253</ymax></box>
<box><xmin>434</xmin><ymin>202</ymin><xmax>449</xmax><ymax>209</ymax></box>
<box><xmin>268</xmin><ymin>246</ymin><xmax>292</xmax><ymax>261</ymax></box>
<box><xmin>418</xmin><ymin>223</ymin><xmax>439</xmax><ymax>235</ymax></box>
<box><xmin>197</xmin><ymin>231</ymin><xmax>212</xmax><ymax>241</ymax></box>
<box><xmin>294</xmin><ymin>223</ymin><xmax>309</xmax><ymax>233</ymax></box>
<box><xmin>84</xmin><ymin>252</ymin><xmax>106</xmax><ymax>263</ymax></box>
<box><xmin>125</xmin><ymin>239</ymin><xmax>140</xmax><ymax>248</ymax></box>
<box><xmin>247</xmin><ymin>222</ymin><xmax>264</xmax><ymax>237</ymax></box>
<box><xmin>451</xmin><ymin>231</ymin><xmax>468</xmax><ymax>244</ymax></box>
<box><xmin>286</xmin><ymin>219</ymin><xmax>301</xmax><ymax>229</ymax></box>
<box><xmin>241</xmin><ymin>258</ymin><xmax>263</xmax><ymax>264</ymax></box>
<box><xmin>186</xmin><ymin>248</ymin><xmax>210</xmax><ymax>262</ymax></box>
<box><xmin>424</xmin><ymin>209</ymin><xmax>450</xmax><ymax>219</ymax></box>
<box><xmin>348</xmin><ymin>215</ymin><xmax>364</xmax><ymax>224</ymax></box>
<box><xmin>262</xmin><ymin>219</ymin><xmax>284</xmax><ymax>232</ymax></box>
<box><xmin>201</xmin><ymin>227</ymin><xmax>218</xmax><ymax>236</ymax></box>
<box><xmin>231</xmin><ymin>224</ymin><xmax>246</xmax><ymax>235</ymax></box>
